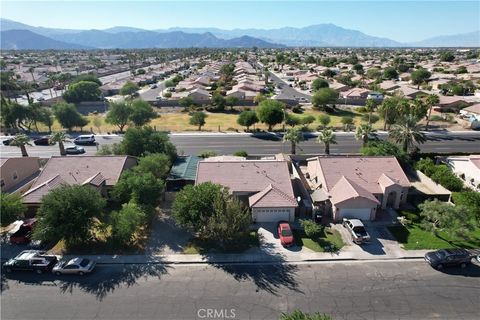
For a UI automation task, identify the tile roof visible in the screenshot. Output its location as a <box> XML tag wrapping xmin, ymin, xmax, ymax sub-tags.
<box><xmin>312</xmin><ymin>156</ymin><xmax>410</xmax><ymax>195</ymax></box>
<box><xmin>248</xmin><ymin>184</ymin><xmax>297</xmax><ymax>208</ymax></box>
<box><xmin>30</xmin><ymin>156</ymin><xmax>135</xmax><ymax>189</ymax></box>
<box><xmin>22</xmin><ymin>175</ymin><xmax>66</xmax><ymax>204</ymax></box>
<box><xmin>329</xmin><ymin>176</ymin><xmax>380</xmax><ymax>205</ymax></box>
<box><xmin>463</xmin><ymin>104</ymin><xmax>480</xmax><ymax>115</ymax></box>
<box><xmin>196</xmin><ymin>160</ymin><xmax>296</xmax><ymax>207</ymax></box>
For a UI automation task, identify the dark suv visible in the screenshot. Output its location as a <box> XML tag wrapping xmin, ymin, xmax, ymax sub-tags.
<box><xmin>424</xmin><ymin>249</ymin><xmax>472</xmax><ymax>270</ymax></box>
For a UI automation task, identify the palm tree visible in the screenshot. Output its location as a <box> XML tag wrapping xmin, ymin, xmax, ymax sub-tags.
<box><xmin>425</xmin><ymin>94</ymin><xmax>440</xmax><ymax>131</ymax></box>
<box><xmin>364</xmin><ymin>98</ymin><xmax>377</xmax><ymax>124</ymax></box>
<box><xmin>389</xmin><ymin>115</ymin><xmax>426</xmax><ymax>153</ymax></box>
<box><xmin>49</xmin><ymin>132</ymin><xmax>70</xmax><ymax>156</ymax></box>
<box><xmin>317</xmin><ymin>128</ymin><xmax>337</xmax><ymax>155</ymax></box>
<box><xmin>10</xmin><ymin>134</ymin><xmax>31</xmax><ymax>157</ymax></box>
<box><xmin>355</xmin><ymin>123</ymin><xmax>377</xmax><ymax>147</ymax></box>
<box><xmin>28</xmin><ymin>67</ymin><xmax>36</xmax><ymax>86</ymax></box>
<box><xmin>283</xmin><ymin>127</ymin><xmax>304</xmax><ymax>155</ymax></box>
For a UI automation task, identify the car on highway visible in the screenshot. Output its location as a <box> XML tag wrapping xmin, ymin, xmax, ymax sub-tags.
<box><xmin>277</xmin><ymin>222</ymin><xmax>295</xmax><ymax>247</ymax></box>
<box><xmin>2</xmin><ymin>137</ymin><xmax>14</xmax><ymax>145</ymax></box>
<box><xmin>73</xmin><ymin>134</ymin><xmax>96</xmax><ymax>145</ymax></box>
<box><xmin>65</xmin><ymin>145</ymin><xmax>85</xmax><ymax>154</ymax></box>
<box><xmin>342</xmin><ymin>218</ymin><xmax>370</xmax><ymax>244</ymax></box>
<box><xmin>424</xmin><ymin>249</ymin><xmax>472</xmax><ymax>270</ymax></box>
<box><xmin>52</xmin><ymin>257</ymin><xmax>96</xmax><ymax>275</ymax></box>
<box><xmin>10</xmin><ymin>218</ymin><xmax>37</xmax><ymax>244</ymax></box>
<box><xmin>33</xmin><ymin>136</ymin><xmax>51</xmax><ymax>145</ymax></box>
<box><xmin>3</xmin><ymin>250</ymin><xmax>58</xmax><ymax>274</ymax></box>
<box><xmin>36</xmin><ymin>97</ymin><xmax>45</xmax><ymax>102</ymax></box>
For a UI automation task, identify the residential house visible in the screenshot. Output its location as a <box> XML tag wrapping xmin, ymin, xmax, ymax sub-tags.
<box><xmin>444</xmin><ymin>155</ymin><xmax>480</xmax><ymax>191</ymax></box>
<box><xmin>22</xmin><ymin>156</ymin><xmax>137</xmax><ymax>211</ymax></box>
<box><xmin>0</xmin><ymin>157</ymin><xmax>40</xmax><ymax>193</ymax></box>
<box><xmin>166</xmin><ymin>155</ymin><xmax>201</xmax><ymax>191</ymax></box>
<box><xmin>306</xmin><ymin>156</ymin><xmax>411</xmax><ymax>221</ymax></box>
<box><xmin>195</xmin><ymin>160</ymin><xmax>298</xmax><ymax>222</ymax></box>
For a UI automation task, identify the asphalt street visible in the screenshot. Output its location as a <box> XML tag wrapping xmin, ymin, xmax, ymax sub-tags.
<box><xmin>2</xmin><ymin>260</ymin><xmax>479</xmax><ymax>320</ymax></box>
<box><xmin>1</xmin><ymin>132</ymin><xmax>480</xmax><ymax>158</ymax></box>
<box><xmin>269</xmin><ymin>72</ymin><xmax>312</xmax><ymax>102</ymax></box>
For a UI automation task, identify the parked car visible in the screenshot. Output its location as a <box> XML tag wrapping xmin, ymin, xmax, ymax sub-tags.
<box><xmin>277</xmin><ymin>222</ymin><xmax>295</xmax><ymax>247</ymax></box>
<box><xmin>2</xmin><ymin>137</ymin><xmax>14</xmax><ymax>145</ymax></box>
<box><xmin>3</xmin><ymin>250</ymin><xmax>58</xmax><ymax>274</ymax></box>
<box><xmin>52</xmin><ymin>258</ymin><xmax>96</xmax><ymax>275</ymax></box>
<box><xmin>150</xmin><ymin>84</ymin><xmax>158</xmax><ymax>89</ymax></box>
<box><xmin>36</xmin><ymin>97</ymin><xmax>45</xmax><ymax>102</ymax></box>
<box><xmin>73</xmin><ymin>134</ymin><xmax>96</xmax><ymax>145</ymax></box>
<box><xmin>424</xmin><ymin>249</ymin><xmax>472</xmax><ymax>270</ymax></box>
<box><xmin>33</xmin><ymin>136</ymin><xmax>51</xmax><ymax>146</ymax></box>
<box><xmin>342</xmin><ymin>218</ymin><xmax>370</xmax><ymax>244</ymax></box>
<box><xmin>65</xmin><ymin>145</ymin><xmax>85</xmax><ymax>154</ymax></box>
<box><xmin>10</xmin><ymin>218</ymin><xmax>37</xmax><ymax>244</ymax></box>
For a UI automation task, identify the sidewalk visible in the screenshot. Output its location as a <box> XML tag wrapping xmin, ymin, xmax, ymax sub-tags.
<box><xmin>63</xmin><ymin>247</ymin><xmax>430</xmax><ymax>265</ymax></box>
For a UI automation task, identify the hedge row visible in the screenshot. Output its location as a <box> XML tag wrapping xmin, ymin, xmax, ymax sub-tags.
<box><xmin>415</xmin><ymin>158</ymin><xmax>464</xmax><ymax>192</ymax></box>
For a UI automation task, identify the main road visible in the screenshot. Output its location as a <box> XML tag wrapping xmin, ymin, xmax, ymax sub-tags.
<box><xmin>1</xmin><ymin>131</ymin><xmax>479</xmax><ymax>158</ymax></box>
<box><xmin>2</xmin><ymin>260</ymin><xmax>479</xmax><ymax>320</ymax></box>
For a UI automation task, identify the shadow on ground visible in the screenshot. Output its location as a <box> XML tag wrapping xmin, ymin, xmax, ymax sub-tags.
<box><xmin>2</xmin><ymin>261</ymin><xmax>170</xmax><ymax>300</ymax></box>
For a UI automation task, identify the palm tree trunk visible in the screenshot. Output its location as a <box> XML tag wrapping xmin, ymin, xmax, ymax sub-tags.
<box><xmin>291</xmin><ymin>141</ymin><xmax>296</xmax><ymax>155</ymax></box>
<box><xmin>59</xmin><ymin>142</ymin><xmax>66</xmax><ymax>156</ymax></box>
<box><xmin>426</xmin><ymin>106</ymin><xmax>432</xmax><ymax>131</ymax></box>
<box><xmin>363</xmin><ymin>135</ymin><xmax>368</xmax><ymax>147</ymax></box>
<box><xmin>20</xmin><ymin>145</ymin><xmax>28</xmax><ymax>157</ymax></box>
<box><xmin>402</xmin><ymin>139</ymin><xmax>408</xmax><ymax>153</ymax></box>
<box><xmin>325</xmin><ymin>143</ymin><xmax>330</xmax><ymax>155</ymax></box>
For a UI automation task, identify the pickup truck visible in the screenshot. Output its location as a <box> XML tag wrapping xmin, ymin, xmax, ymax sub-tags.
<box><xmin>3</xmin><ymin>250</ymin><xmax>58</xmax><ymax>274</ymax></box>
<box><xmin>342</xmin><ymin>218</ymin><xmax>371</xmax><ymax>244</ymax></box>
<box><xmin>10</xmin><ymin>218</ymin><xmax>37</xmax><ymax>244</ymax></box>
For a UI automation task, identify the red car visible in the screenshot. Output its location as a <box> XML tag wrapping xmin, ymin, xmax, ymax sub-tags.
<box><xmin>10</xmin><ymin>219</ymin><xmax>37</xmax><ymax>244</ymax></box>
<box><xmin>277</xmin><ymin>222</ymin><xmax>294</xmax><ymax>247</ymax></box>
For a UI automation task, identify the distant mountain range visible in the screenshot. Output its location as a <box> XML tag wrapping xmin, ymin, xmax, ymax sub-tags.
<box><xmin>1</xmin><ymin>18</ymin><xmax>478</xmax><ymax>49</ymax></box>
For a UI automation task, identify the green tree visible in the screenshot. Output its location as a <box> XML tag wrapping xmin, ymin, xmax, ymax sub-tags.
<box><xmin>361</xmin><ymin>140</ymin><xmax>407</xmax><ymax>164</ymax></box>
<box><xmin>383</xmin><ymin>67</ymin><xmax>399</xmax><ymax>80</ymax></box>
<box><xmin>49</xmin><ymin>132</ymin><xmax>70</xmax><ymax>156</ymax></box>
<box><xmin>317</xmin><ymin>128</ymin><xmax>337</xmax><ymax>155</ymax></box>
<box><xmin>439</xmin><ymin>51</ymin><xmax>455</xmax><ymax>62</ymax></box>
<box><xmin>212</xmin><ymin>92</ymin><xmax>226</xmax><ymax>111</ymax></box>
<box><xmin>425</xmin><ymin>94</ymin><xmax>440</xmax><ymax>131</ymax></box>
<box><xmin>300</xmin><ymin>115</ymin><xmax>315</xmax><ymax>127</ymax></box>
<box><xmin>318</xmin><ymin>114</ymin><xmax>331</xmax><ymax>129</ymax></box>
<box><xmin>285</xmin><ymin>113</ymin><xmax>301</xmax><ymax>127</ymax></box>
<box><xmin>237</xmin><ymin>110</ymin><xmax>258</xmax><ymax>131</ymax></box>
<box><xmin>367</xmin><ymin>67</ymin><xmax>382</xmax><ymax>79</ymax></box>
<box><xmin>38</xmin><ymin>108</ymin><xmax>54</xmax><ymax>133</ymax></box>
<box><xmin>389</xmin><ymin>115</ymin><xmax>426</xmax><ymax>153</ymax></box>
<box><xmin>129</xmin><ymin>99</ymin><xmax>157</xmax><ymax>126</ymax></box>
<box><xmin>256</xmin><ymin>99</ymin><xmax>285</xmax><ymax>131</ymax></box>
<box><xmin>10</xmin><ymin>133</ymin><xmax>31</xmax><ymax>157</ymax></box>
<box><xmin>254</xmin><ymin>93</ymin><xmax>266</xmax><ymax>105</ymax></box>
<box><xmin>119</xmin><ymin>81</ymin><xmax>139</xmax><ymax>96</ymax></box>
<box><xmin>33</xmin><ymin>185</ymin><xmax>106</xmax><ymax>247</ymax></box>
<box><xmin>312</xmin><ymin>88</ymin><xmax>339</xmax><ymax>112</ymax></box>
<box><xmin>112</xmin><ymin>170</ymin><xmax>164</xmax><ymax>208</ymax></box>
<box><xmin>353</xmin><ymin>63</ymin><xmax>364</xmax><ymax>75</ymax></box>
<box><xmin>121</xmin><ymin>126</ymin><xmax>176</xmax><ymax>160</ymax></box>
<box><xmin>419</xmin><ymin>199</ymin><xmax>476</xmax><ymax>239</ymax></box>
<box><xmin>311</xmin><ymin>78</ymin><xmax>329</xmax><ymax>92</ymax></box>
<box><xmin>355</xmin><ymin>123</ymin><xmax>376</xmax><ymax>147</ymax></box>
<box><xmin>364</xmin><ymin>98</ymin><xmax>378</xmax><ymax>124</ymax></box>
<box><xmin>134</xmin><ymin>153</ymin><xmax>171</xmax><ymax>179</ymax></box>
<box><xmin>71</xmin><ymin>74</ymin><xmax>102</xmax><ymax>86</ymax></box>
<box><xmin>106</xmin><ymin>102</ymin><xmax>132</xmax><ymax>132</ymax></box>
<box><xmin>452</xmin><ymin>191</ymin><xmax>480</xmax><ymax>222</ymax></box>
<box><xmin>378</xmin><ymin>96</ymin><xmax>402</xmax><ymax>130</ymax></box>
<box><xmin>0</xmin><ymin>193</ymin><xmax>27</xmax><ymax>226</ymax></box>
<box><xmin>341</xmin><ymin>116</ymin><xmax>354</xmax><ymax>131</ymax></box>
<box><xmin>111</xmin><ymin>201</ymin><xmax>147</xmax><ymax>245</ymax></box>
<box><xmin>411</xmin><ymin>68</ymin><xmax>431</xmax><ymax>89</ymax></box>
<box><xmin>283</xmin><ymin>127</ymin><xmax>304</xmax><ymax>154</ymax></box>
<box><xmin>172</xmin><ymin>182</ymin><xmax>225</xmax><ymax>234</ymax></box>
<box><xmin>189</xmin><ymin>111</ymin><xmax>207</xmax><ymax>131</ymax></box>
<box><xmin>300</xmin><ymin>219</ymin><xmax>323</xmax><ymax>239</ymax></box>
<box><xmin>179</xmin><ymin>96</ymin><xmax>195</xmax><ymax>111</ymax></box>
<box><xmin>225</xmin><ymin>96</ymin><xmax>239</xmax><ymax>110</ymax></box>
<box><xmin>53</xmin><ymin>103</ymin><xmax>89</xmax><ymax>131</ymax></box>
<box><xmin>62</xmin><ymin>81</ymin><xmax>101</xmax><ymax>103</ymax></box>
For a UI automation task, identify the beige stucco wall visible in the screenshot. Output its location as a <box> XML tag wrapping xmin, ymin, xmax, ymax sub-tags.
<box><xmin>333</xmin><ymin>197</ymin><xmax>378</xmax><ymax>221</ymax></box>
<box><xmin>0</xmin><ymin>157</ymin><xmax>40</xmax><ymax>192</ymax></box>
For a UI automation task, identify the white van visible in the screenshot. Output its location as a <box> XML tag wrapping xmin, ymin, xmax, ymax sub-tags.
<box><xmin>73</xmin><ymin>134</ymin><xmax>96</xmax><ymax>145</ymax></box>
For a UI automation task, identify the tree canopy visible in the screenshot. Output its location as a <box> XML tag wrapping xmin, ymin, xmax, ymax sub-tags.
<box><xmin>63</xmin><ymin>81</ymin><xmax>101</xmax><ymax>103</ymax></box>
<box><xmin>129</xmin><ymin>99</ymin><xmax>157</xmax><ymax>126</ymax></box>
<box><xmin>256</xmin><ymin>99</ymin><xmax>285</xmax><ymax>131</ymax></box>
<box><xmin>121</xmin><ymin>126</ymin><xmax>177</xmax><ymax>160</ymax></box>
<box><xmin>106</xmin><ymin>101</ymin><xmax>132</xmax><ymax>132</ymax></box>
<box><xmin>237</xmin><ymin>110</ymin><xmax>258</xmax><ymax>130</ymax></box>
<box><xmin>53</xmin><ymin>103</ymin><xmax>89</xmax><ymax>131</ymax></box>
<box><xmin>119</xmin><ymin>81</ymin><xmax>139</xmax><ymax>96</ymax></box>
<box><xmin>0</xmin><ymin>193</ymin><xmax>27</xmax><ymax>227</ymax></box>
<box><xmin>312</xmin><ymin>88</ymin><xmax>339</xmax><ymax>112</ymax></box>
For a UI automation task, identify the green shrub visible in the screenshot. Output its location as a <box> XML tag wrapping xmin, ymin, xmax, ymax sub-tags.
<box><xmin>356</xmin><ymin>106</ymin><xmax>367</xmax><ymax>113</ymax></box>
<box><xmin>452</xmin><ymin>191</ymin><xmax>480</xmax><ymax>221</ymax></box>
<box><xmin>300</xmin><ymin>219</ymin><xmax>323</xmax><ymax>239</ymax></box>
<box><xmin>233</xmin><ymin>150</ymin><xmax>248</xmax><ymax>157</ymax></box>
<box><xmin>199</xmin><ymin>150</ymin><xmax>218</xmax><ymax>158</ymax></box>
<box><xmin>430</xmin><ymin>165</ymin><xmax>464</xmax><ymax>192</ymax></box>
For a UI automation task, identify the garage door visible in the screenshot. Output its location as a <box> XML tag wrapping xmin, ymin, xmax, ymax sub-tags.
<box><xmin>338</xmin><ymin>208</ymin><xmax>371</xmax><ymax>221</ymax></box>
<box><xmin>254</xmin><ymin>208</ymin><xmax>292</xmax><ymax>222</ymax></box>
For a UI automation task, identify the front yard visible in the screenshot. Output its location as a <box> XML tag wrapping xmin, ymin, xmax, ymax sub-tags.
<box><xmin>294</xmin><ymin>228</ymin><xmax>344</xmax><ymax>252</ymax></box>
<box><xmin>183</xmin><ymin>231</ymin><xmax>260</xmax><ymax>254</ymax></box>
<box><xmin>388</xmin><ymin>224</ymin><xmax>480</xmax><ymax>250</ymax></box>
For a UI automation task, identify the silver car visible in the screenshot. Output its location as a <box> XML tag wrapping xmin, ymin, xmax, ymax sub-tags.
<box><xmin>342</xmin><ymin>218</ymin><xmax>371</xmax><ymax>244</ymax></box>
<box><xmin>52</xmin><ymin>258</ymin><xmax>96</xmax><ymax>275</ymax></box>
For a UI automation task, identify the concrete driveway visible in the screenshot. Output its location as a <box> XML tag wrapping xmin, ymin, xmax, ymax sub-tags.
<box><xmin>255</xmin><ymin>222</ymin><xmax>309</xmax><ymax>255</ymax></box>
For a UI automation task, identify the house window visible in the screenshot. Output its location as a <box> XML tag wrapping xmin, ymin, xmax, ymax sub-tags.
<box><xmin>12</xmin><ymin>171</ymin><xmax>18</xmax><ymax>180</ymax></box>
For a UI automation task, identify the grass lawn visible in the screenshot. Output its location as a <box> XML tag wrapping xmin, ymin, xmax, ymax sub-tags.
<box><xmin>294</xmin><ymin>228</ymin><xmax>344</xmax><ymax>252</ymax></box>
<box><xmin>34</xmin><ymin>107</ymin><xmax>384</xmax><ymax>134</ymax></box>
<box><xmin>183</xmin><ymin>231</ymin><xmax>259</xmax><ymax>254</ymax></box>
<box><xmin>388</xmin><ymin>223</ymin><xmax>480</xmax><ymax>250</ymax></box>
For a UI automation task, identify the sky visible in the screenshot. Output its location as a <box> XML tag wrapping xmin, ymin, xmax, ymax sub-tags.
<box><xmin>1</xmin><ymin>0</ymin><xmax>479</xmax><ymax>42</ymax></box>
